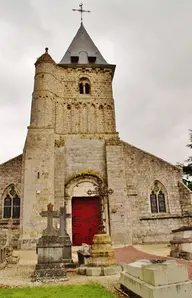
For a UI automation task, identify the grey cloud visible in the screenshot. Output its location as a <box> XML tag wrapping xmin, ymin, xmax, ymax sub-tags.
<box><xmin>0</xmin><ymin>0</ymin><xmax>192</xmax><ymax>165</ymax></box>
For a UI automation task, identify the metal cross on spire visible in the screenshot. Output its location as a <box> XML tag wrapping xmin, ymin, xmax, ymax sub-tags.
<box><xmin>72</xmin><ymin>3</ymin><xmax>90</xmax><ymax>24</ymax></box>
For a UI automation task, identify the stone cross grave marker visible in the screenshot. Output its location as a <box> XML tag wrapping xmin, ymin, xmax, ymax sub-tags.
<box><xmin>40</xmin><ymin>203</ymin><xmax>59</xmax><ymax>236</ymax></box>
<box><xmin>59</xmin><ymin>202</ymin><xmax>69</xmax><ymax>237</ymax></box>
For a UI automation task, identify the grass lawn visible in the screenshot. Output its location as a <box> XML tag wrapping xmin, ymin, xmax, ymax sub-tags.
<box><xmin>0</xmin><ymin>284</ymin><xmax>116</xmax><ymax>298</ymax></box>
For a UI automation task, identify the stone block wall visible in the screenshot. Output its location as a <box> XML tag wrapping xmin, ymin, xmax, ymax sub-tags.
<box><xmin>65</xmin><ymin>139</ymin><xmax>106</xmax><ymax>183</ymax></box>
<box><xmin>0</xmin><ymin>155</ymin><xmax>22</xmax><ymax>248</ymax></box>
<box><xmin>32</xmin><ymin>60</ymin><xmax>116</xmax><ymax>135</ymax></box>
<box><xmin>0</xmin><ymin>155</ymin><xmax>22</xmax><ymax>219</ymax></box>
<box><xmin>106</xmin><ymin>143</ymin><xmax>132</xmax><ymax>245</ymax></box>
<box><xmin>21</xmin><ymin>128</ymin><xmax>55</xmax><ymax>248</ymax></box>
<box><xmin>122</xmin><ymin>141</ymin><xmax>191</xmax><ymax>243</ymax></box>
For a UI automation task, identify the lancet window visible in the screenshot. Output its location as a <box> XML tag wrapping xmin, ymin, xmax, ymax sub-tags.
<box><xmin>150</xmin><ymin>181</ymin><xmax>166</xmax><ymax>213</ymax></box>
<box><xmin>3</xmin><ymin>184</ymin><xmax>20</xmax><ymax>219</ymax></box>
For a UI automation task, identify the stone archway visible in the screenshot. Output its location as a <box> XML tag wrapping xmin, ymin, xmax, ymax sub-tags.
<box><xmin>65</xmin><ymin>175</ymin><xmax>109</xmax><ymax>244</ymax></box>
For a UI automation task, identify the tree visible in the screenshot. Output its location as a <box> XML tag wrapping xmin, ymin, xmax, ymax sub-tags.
<box><xmin>182</xmin><ymin>130</ymin><xmax>192</xmax><ymax>190</ymax></box>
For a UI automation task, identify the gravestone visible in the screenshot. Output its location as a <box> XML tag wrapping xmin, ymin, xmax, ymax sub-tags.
<box><xmin>32</xmin><ymin>203</ymin><xmax>73</xmax><ymax>282</ymax></box>
<box><xmin>59</xmin><ymin>204</ymin><xmax>74</xmax><ymax>266</ymax></box>
<box><xmin>119</xmin><ymin>259</ymin><xmax>192</xmax><ymax>298</ymax></box>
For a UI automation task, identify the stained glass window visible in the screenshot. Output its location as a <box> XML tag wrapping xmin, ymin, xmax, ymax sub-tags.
<box><xmin>158</xmin><ymin>191</ymin><xmax>166</xmax><ymax>213</ymax></box>
<box><xmin>13</xmin><ymin>195</ymin><xmax>20</xmax><ymax>218</ymax></box>
<box><xmin>150</xmin><ymin>181</ymin><xmax>166</xmax><ymax>214</ymax></box>
<box><xmin>150</xmin><ymin>191</ymin><xmax>158</xmax><ymax>213</ymax></box>
<box><xmin>4</xmin><ymin>196</ymin><xmax>11</xmax><ymax>218</ymax></box>
<box><xmin>3</xmin><ymin>185</ymin><xmax>20</xmax><ymax>219</ymax></box>
<box><xmin>9</xmin><ymin>185</ymin><xmax>16</xmax><ymax>196</ymax></box>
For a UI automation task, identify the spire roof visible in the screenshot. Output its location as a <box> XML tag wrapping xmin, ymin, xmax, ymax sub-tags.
<box><xmin>58</xmin><ymin>23</ymin><xmax>108</xmax><ymax>66</ymax></box>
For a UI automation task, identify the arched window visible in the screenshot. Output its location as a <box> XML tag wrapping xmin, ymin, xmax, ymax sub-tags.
<box><xmin>158</xmin><ymin>191</ymin><xmax>166</xmax><ymax>213</ymax></box>
<box><xmin>150</xmin><ymin>191</ymin><xmax>158</xmax><ymax>213</ymax></box>
<box><xmin>4</xmin><ymin>196</ymin><xmax>11</xmax><ymax>218</ymax></box>
<box><xmin>79</xmin><ymin>78</ymin><xmax>91</xmax><ymax>95</ymax></box>
<box><xmin>150</xmin><ymin>181</ymin><xmax>166</xmax><ymax>213</ymax></box>
<box><xmin>3</xmin><ymin>184</ymin><xmax>20</xmax><ymax>219</ymax></box>
<box><xmin>13</xmin><ymin>195</ymin><xmax>20</xmax><ymax>218</ymax></box>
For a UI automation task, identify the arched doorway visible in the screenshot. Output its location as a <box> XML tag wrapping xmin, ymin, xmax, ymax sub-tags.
<box><xmin>65</xmin><ymin>175</ymin><xmax>109</xmax><ymax>246</ymax></box>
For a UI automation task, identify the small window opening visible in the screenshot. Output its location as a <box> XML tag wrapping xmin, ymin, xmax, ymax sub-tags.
<box><xmin>88</xmin><ymin>56</ymin><xmax>96</xmax><ymax>63</ymax></box>
<box><xmin>37</xmin><ymin>172</ymin><xmax>40</xmax><ymax>179</ymax></box>
<box><xmin>71</xmin><ymin>56</ymin><xmax>79</xmax><ymax>63</ymax></box>
<box><xmin>79</xmin><ymin>83</ymin><xmax>84</xmax><ymax>94</ymax></box>
<box><xmin>79</xmin><ymin>78</ymin><xmax>91</xmax><ymax>95</ymax></box>
<box><xmin>85</xmin><ymin>83</ymin><xmax>90</xmax><ymax>94</ymax></box>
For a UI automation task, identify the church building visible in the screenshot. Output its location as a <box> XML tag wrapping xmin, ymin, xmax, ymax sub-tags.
<box><xmin>0</xmin><ymin>21</ymin><xmax>192</xmax><ymax>249</ymax></box>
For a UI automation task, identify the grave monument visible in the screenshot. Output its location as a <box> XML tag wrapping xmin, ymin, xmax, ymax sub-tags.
<box><xmin>170</xmin><ymin>226</ymin><xmax>192</xmax><ymax>260</ymax></box>
<box><xmin>119</xmin><ymin>259</ymin><xmax>192</xmax><ymax>298</ymax></box>
<box><xmin>32</xmin><ymin>203</ymin><xmax>73</xmax><ymax>281</ymax></box>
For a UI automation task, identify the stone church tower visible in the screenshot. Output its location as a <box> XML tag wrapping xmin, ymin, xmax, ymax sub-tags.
<box><xmin>0</xmin><ymin>23</ymin><xmax>192</xmax><ymax>249</ymax></box>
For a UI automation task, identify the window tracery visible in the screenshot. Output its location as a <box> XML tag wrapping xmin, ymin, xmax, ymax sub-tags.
<box><xmin>3</xmin><ymin>184</ymin><xmax>20</xmax><ymax>219</ymax></box>
<box><xmin>150</xmin><ymin>181</ymin><xmax>166</xmax><ymax>213</ymax></box>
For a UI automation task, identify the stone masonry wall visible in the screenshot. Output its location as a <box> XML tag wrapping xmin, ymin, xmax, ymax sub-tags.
<box><xmin>65</xmin><ymin>139</ymin><xmax>106</xmax><ymax>183</ymax></box>
<box><xmin>106</xmin><ymin>143</ymin><xmax>132</xmax><ymax>245</ymax></box>
<box><xmin>54</xmin><ymin>139</ymin><xmax>107</xmax><ymax>223</ymax></box>
<box><xmin>122</xmin><ymin>141</ymin><xmax>191</xmax><ymax>244</ymax></box>
<box><xmin>0</xmin><ymin>155</ymin><xmax>22</xmax><ymax>247</ymax></box>
<box><xmin>21</xmin><ymin>128</ymin><xmax>55</xmax><ymax>249</ymax></box>
<box><xmin>32</xmin><ymin>61</ymin><xmax>116</xmax><ymax>135</ymax></box>
<box><xmin>0</xmin><ymin>155</ymin><xmax>22</xmax><ymax>219</ymax></box>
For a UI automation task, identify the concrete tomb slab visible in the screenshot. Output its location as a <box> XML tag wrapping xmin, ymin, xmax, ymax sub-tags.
<box><xmin>120</xmin><ymin>259</ymin><xmax>192</xmax><ymax>298</ymax></box>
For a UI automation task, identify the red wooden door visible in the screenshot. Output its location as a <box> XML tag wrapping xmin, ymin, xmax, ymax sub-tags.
<box><xmin>72</xmin><ymin>197</ymin><xmax>100</xmax><ymax>246</ymax></box>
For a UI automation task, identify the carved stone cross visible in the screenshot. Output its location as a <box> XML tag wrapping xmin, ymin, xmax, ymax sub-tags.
<box><xmin>59</xmin><ymin>202</ymin><xmax>70</xmax><ymax>237</ymax></box>
<box><xmin>87</xmin><ymin>180</ymin><xmax>114</xmax><ymax>234</ymax></box>
<box><xmin>40</xmin><ymin>203</ymin><xmax>59</xmax><ymax>236</ymax></box>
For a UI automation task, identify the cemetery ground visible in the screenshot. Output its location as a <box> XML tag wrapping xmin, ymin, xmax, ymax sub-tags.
<box><xmin>0</xmin><ymin>244</ymin><xmax>192</xmax><ymax>297</ymax></box>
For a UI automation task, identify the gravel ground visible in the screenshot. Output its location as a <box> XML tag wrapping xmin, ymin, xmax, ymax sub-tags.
<box><xmin>0</xmin><ymin>263</ymin><xmax>121</xmax><ymax>297</ymax></box>
<box><xmin>2</xmin><ymin>244</ymin><xmax>190</xmax><ymax>297</ymax></box>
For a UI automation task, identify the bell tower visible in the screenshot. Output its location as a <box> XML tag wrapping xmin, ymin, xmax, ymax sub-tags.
<box><xmin>21</xmin><ymin>14</ymin><xmax>119</xmax><ymax>248</ymax></box>
<box><xmin>55</xmin><ymin>23</ymin><xmax>117</xmax><ymax>136</ymax></box>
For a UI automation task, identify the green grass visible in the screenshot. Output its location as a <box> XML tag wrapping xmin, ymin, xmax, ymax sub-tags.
<box><xmin>0</xmin><ymin>284</ymin><xmax>116</xmax><ymax>298</ymax></box>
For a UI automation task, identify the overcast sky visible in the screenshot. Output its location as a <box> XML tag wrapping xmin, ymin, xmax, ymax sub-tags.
<box><xmin>0</xmin><ymin>0</ymin><xmax>191</xmax><ymax>165</ymax></box>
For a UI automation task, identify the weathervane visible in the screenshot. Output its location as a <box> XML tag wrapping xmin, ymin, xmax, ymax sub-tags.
<box><xmin>72</xmin><ymin>3</ymin><xmax>90</xmax><ymax>24</ymax></box>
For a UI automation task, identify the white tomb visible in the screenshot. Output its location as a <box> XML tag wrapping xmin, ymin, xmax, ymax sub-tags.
<box><xmin>119</xmin><ymin>259</ymin><xmax>192</xmax><ymax>298</ymax></box>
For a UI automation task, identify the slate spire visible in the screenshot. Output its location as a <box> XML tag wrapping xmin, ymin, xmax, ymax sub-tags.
<box><xmin>58</xmin><ymin>23</ymin><xmax>108</xmax><ymax>65</ymax></box>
